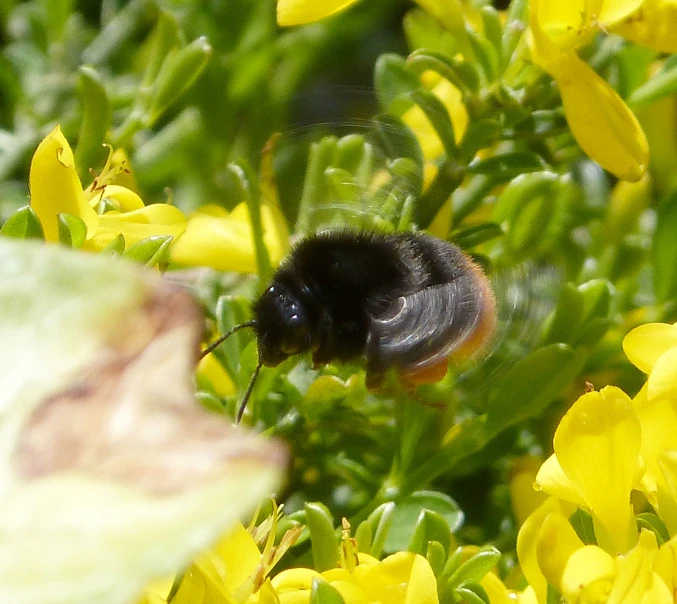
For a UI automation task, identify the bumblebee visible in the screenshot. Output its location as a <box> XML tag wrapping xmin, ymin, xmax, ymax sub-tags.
<box><xmin>204</xmin><ymin>229</ymin><xmax>496</xmax><ymax>422</ymax></box>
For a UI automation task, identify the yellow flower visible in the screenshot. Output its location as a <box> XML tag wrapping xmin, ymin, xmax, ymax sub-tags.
<box><xmin>28</xmin><ymin>126</ymin><xmax>287</xmax><ymax>272</ymax></box>
<box><xmin>623</xmin><ymin>322</ymin><xmax>677</xmax><ymax>402</ymax></box>
<box><xmin>257</xmin><ymin>551</ymin><xmax>439</xmax><ymax>604</ymax></box>
<box><xmin>535</xmin><ymin>386</ymin><xmax>642</xmax><ymax>554</ymax></box>
<box><xmin>277</xmin><ymin>0</ymin><xmax>359</xmax><ymax>26</ymax></box>
<box><xmin>527</xmin><ymin>0</ymin><xmax>649</xmax><ymax>182</ymax></box>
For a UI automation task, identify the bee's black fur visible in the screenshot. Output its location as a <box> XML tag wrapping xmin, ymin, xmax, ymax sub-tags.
<box><xmin>253</xmin><ymin>230</ymin><xmax>484</xmax><ymax>379</ymax></box>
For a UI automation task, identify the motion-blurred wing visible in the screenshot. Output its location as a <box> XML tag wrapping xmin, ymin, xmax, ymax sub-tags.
<box><xmin>366</xmin><ymin>273</ymin><xmax>493</xmax><ymax>376</ymax></box>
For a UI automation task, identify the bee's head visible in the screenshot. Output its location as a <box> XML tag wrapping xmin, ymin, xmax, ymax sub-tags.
<box><xmin>254</xmin><ymin>281</ymin><xmax>312</xmax><ymax>366</ymax></box>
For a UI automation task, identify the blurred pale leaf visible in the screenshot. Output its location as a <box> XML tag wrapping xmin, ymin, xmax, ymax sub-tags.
<box><xmin>0</xmin><ymin>239</ymin><xmax>287</xmax><ymax>604</ymax></box>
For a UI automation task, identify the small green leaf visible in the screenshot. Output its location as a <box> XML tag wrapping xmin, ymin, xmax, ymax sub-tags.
<box><xmin>407</xmin><ymin>49</ymin><xmax>478</xmax><ymax>93</ymax></box>
<box><xmin>123</xmin><ymin>234</ymin><xmax>173</xmax><ymax>266</ymax></box>
<box><xmin>57</xmin><ymin>214</ymin><xmax>87</xmax><ymax>249</ymax></box>
<box><xmin>578</xmin><ymin>280</ymin><xmax>613</xmax><ymax>323</ymax></box>
<box><xmin>629</xmin><ymin>61</ymin><xmax>677</xmax><ymax>107</ymax></box>
<box><xmin>480</xmin><ymin>7</ymin><xmax>503</xmax><ymax>60</ymax></box>
<box><xmin>653</xmin><ymin>191</ymin><xmax>677</xmax><ymax>302</ymax></box>
<box><xmin>569</xmin><ymin>509</ymin><xmax>596</xmax><ymax>545</ymax></box>
<box><xmin>507</xmin><ymin>191</ymin><xmax>554</xmax><ymax>257</ymax></box>
<box><xmin>636</xmin><ymin>513</ymin><xmax>670</xmax><ymax>545</ymax></box>
<box><xmin>493</xmin><ymin>172</ymin><xmax>558</xmax><ymax>224</ymax></box>
<box><xmin>195</xmin><ymin>391</ymin><xmax>224</xmax><ymax>413</ymax></box>
<box><xmin>75</xmin><ymin>66</ymin><xmax>112</xmax><ymax>174</ymax></box>
<box><xmin>542</xmin><ymin>283</ymin><xmax>585</xmax><ymax>345</ymax></box>
<box><xmin>100</xmin><ymin>233</ymin><xmax>125</xmax><ymax>255</ymax></box>
<box><xmin>142</xmin><ymin>10</ymin><xmax>183</xmax><ymax>87</ymax></box>
<box><xmin>147</xmin><ymin>37</ymin><xmax>212</xmax><ymax>125</ymax></box>
<box><xmin>466</xmin><ymin>28</ymin><xmax>498</xmax><ymax>82</ymax></box>
<box><xmin>374</xmin><ymin>53</ymin><xmax>419</xmax><ymax>113</ymax></box>
<box><xmin>367</xmin><ymin>501</ymin><xmax>396</xmax><ymax>559</ymax></box>
<box><xmin>468</xmin><ymin>151</ymin><xmax>546</xmax><ymax>179</ymax></box>
<box><xmin>305</xmin><ymin>502</ymin><xmax>339</xmax><ymax>572</ymax></box>
<box><xmin>441</xmin><ymin>545</ymin><xmax>464</xmax><ymax>580</ymax></box>
<box><xmin>384</xmin><ymin>491</ymin><xmax>463</xmax><ymax>554</ymax></box>
<box><xmin>454</xmin><ymin>582</ymin><xmax>491</xmax><ymax>604</ymax></box>
<box><xmin>407</xmin><ymin>509</ymin><xmax>452</xmax><ymax>557</ymax></box>
<box><xmin>426</xmin><ymin>540</ymin><xmax>446</xmax><ymax>577</ymax></box>
<box><xmin>310</xmin><ymin>578</ymin><xmax>346</xmax><ymax>604</ymax></box>
<box><xmin>486</xmin><ymin>344</ymin><xmax>587</xmax><ymax>434</ymax></box>
<box><xmin>501</xmin><ymin>0</ymin><xmax>527</xmax><ymax>68</ymax></box>
<box><xmin>451</xmin><ymin>222</ymin><xmax>503</xmax><ymax>249</ymax></box>
<box><xmin>457</xmin><ymin>119</ymin><xmax>502</xmax><ymax>162</ymax></box>
<box><xmin>1</xmin><ymin>206</ymin><xmax>44</xmax><ymax>240</ymax></box>
<box><xmin>354</xmin><ymin>520</ymin><xmax>372</xmax><ymax>553</ymax></box>
<box><xmin>410</xmin><ymin>89</ymin><xmax>457</xmax><ymax>157</ymax></box>
<box><xmin>296</xmin><ymin>136</ymin><xmax>338</xmax><ymax>233</ymax></box>
<box><xmin>447</xmin><ymin>545</ymin><xmax>500</xmax><ymax>590</ymax></box>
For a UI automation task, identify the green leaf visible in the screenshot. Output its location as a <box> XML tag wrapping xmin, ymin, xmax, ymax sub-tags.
<box><xmin>569</xmin><ymin>508</ymin><xmax>596</xmax><ymax>545</ymax></box>
<box><xmin>426</xmin><ymin>540</ymin><xmax>446</xmax><ymax>577</ymax></box>
<box><xmin>310</xmin><ymin>579</ymin><xmax>346</xmax><ymax>604</ymax></box>
<box><xmin>466</xmin><ymin>28</ymin><xmax>498</xmax><ymax>82</ymax></box>
<box><xmin>305</xmin><ymin>502</ymin><xmax>339</xmax><ymax>572</ymax></box>
<box><xmin>501</xmin><ymin>0</ymin><xmax>527</xmax><ymax>68</ymax></box>
<box><xmin>406</xmin><ymin>49</ymin><xmax>479</xmax><ymax>93</ymax></box>
<box><xmin>493</xmin><ymin>171</ymin><xmax>559</xmax><ymax>224</ymax></box>
<box><xmin>374</xmin><ymin>53</ymin><xmax>419</xmax><ymax>113</ymax></box>
<box><xmin>142</xmin><ymin>10</ymin><xmax>183</xmax><ymax>87</ymax></box>
<box><xmin>123</xmin><ymin>234</ymin><xmax>173</xmax><ymax>266</ymax></box>
<box><xmin>383</xmin><ymin>491</ymin><xmax>463</xmax><ymax>554</ymax></box>
<box><xmin>542</xmin><ymin>283</ymin><xmax>585</xmax><ymax>345</ymax></box>
<box><xmin>578</xmin><ymin>280</ymin><xmax>613</xmax><ymax>323</ymax></box>
<box><xmin>636</xmin><ymin>513</ymin><xmax>670</xmax><ymax>545</ymax></box>
<box><xmin>457</xmin><ymin>119</ymin><xmax>502</xmax><ymax>162</ymax></box>
<box><xmin>1</xmin><ymin>206</ymin><xmax>44</xmax><ymax>240</ymax></box>
<box><xmin>454</xmin><ymin>582</ymin><xmax>491</xmax><ymax>604</ymax></box>
<box><xmin>75</xmin><ymin>66</ymin><xmax>112</xmax><ymax>174</ymax></box>
<box><xmin>195</xmin><ymin>391</ymin><xmax>224</xmax><ymax>413</ymax></box>
<box><xmin>57</xmin><ymin>214</ymin><xmax>87</xmax><ymax>249</ymax></box>
<box><xmin>486</xmin><ymin>344</ymin><xmax>587</xmax><ymax>434</ymax></box>
<box><xmin>407</xmin><ymin>509</ymin><xmax>452</xmax><ymax>557</ymax></box>
<box><xmin>629</xmin><ymin>61</ymin><xmax>677</xmax><ymax>107</ymax></box>
<box><xmin>296</xmin><ymin>136</ymin><xmax>338</xmax><ymax>233</ymax></box>
<box><xmin>653</xmin><ymin>191</ymin><xmax>677</xmax><ymax>303</ymax></box>
<box><xmin>506</xmin><ymin>189</ymin><xmax>555</xmax><ymax>257</ymax></box>
<box><xmin>481</xmin><ymin>7</ymin><xmax>503</xmax><ymax>61</ymax></box>
<box><xmin>367</xmin><ymin>501</ymin><xmax>396</xmax><ymax>559</ymax></box>
<box><xmin>146</xmin><ymin>37</ymin><xmax>212</xmax><ymax>125</ymax></box>
<box><xmin>447</xmin><ymin>545</ymin><xmax>500</xmax><ymax>589</ymax></box>
<box><xmin>450</xmin><ymin>222</ymin><xmax>503</xmax><ymax>249</ymax></box>
<box><xmin>410</xmin><ymin>89</ymin><xmax>457</xmax><ymax>157</ymax></box>
<box><xmin>100</xmin><ymin>233</ymin><xmax>125</xmax><ymax>255</ymax></box>
<box><xmin>214</xmin><ymin>295</ymin><xmax>251</xmax><ymax>380</ymax></box>
<box><xmin>468</xmin><ymin>151</ymin><xmax>546</xmax><ymax>179</ymax></box>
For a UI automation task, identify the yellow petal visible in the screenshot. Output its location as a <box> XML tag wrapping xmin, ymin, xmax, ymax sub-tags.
<box><xmin>89</xmin><ymin>184</ymin><xmax>145</xmax><ymax>212</ymax></box>
<box><xmin>657</xmin><ymin>450</ymin><xmax>677</xmax><ymax>535</ymax></box>
<box><xmin>623</xmin><ymin>323</ymin><xmax>677</xmax><ymax>374</ymax></box>
<box><xmin>517</xmin><ymin>586</ymin><xmax>539</xmax><ymax>604</ymax></box>
<box><xmin>598</xmin><ymin>0</ymin><xmax>646</xmax><ymax>26</ymax></box>
<box><xmin>534</xmin><ymin>454</ymin><xmax>588</xmax><ymax>508</ymax></box>
<box><xmin>607</xmin><ymin>530</ymin><xmax>666</xmax><ymax>604</ymax></box>
<box><xmin>648</xmin><ymin>346</ymin><xmax>677</xmax><ymax>401</ymax></box>
<box><xmin>509</xmin><ymin>456</ymin><xmax>549</xmax><ymax>526</ymax></box>
<box><xmin>271</xmin><ymin>568</ymin><xmax>323</xmax><ymax>591</ymax></box>
<box><xmin>195</xmin><ymin>523</ymin><xmax>261</xmax><ymax>593</ymax></box>
<box><xmin>552</xmin><ymin>51</ymin><xmax>648</xmax><ymax>182</ymax></box>
<box><xmin>87</xmin><ymin>204</ymin><xmax>187</xmax><ymax>250</ymax></box>
<box><xmin>516</xmin><ymin>497</ymin><xmax>572</xmax><ymax>603</ymax></box>
<box><xmin>560</xmin><ymin>545</ymin><xmax>616</xmax><ymax>603</ymax></box>
<box><xmin>170</xmin><ymin>204</ymin><xmax>287</xmax><ymax>272</ymax></box>
<box><xmin>171</xmin><ymin>568</ymin><xmax>206</xmax><ymax>604</ymax></box>
<box><xmin>480</xmin><ymin>571</ymin><xmax>514</xmax><ymax>604</ymax></box>
<box><xmin>532</xmin><ymin>0</ymin><xmax>599</xmax><ymax>51</ymax></box>
<box><xmin>554</xmin><ymin>386</ymin><xmax>640</xmax><ymax>554</ymax></box>
<box><xmin>276</xmin><ymin>0</ymin><xmax>360</xmax><ymax>26</ymax></box>
<box><xmin>612</xmin><ymin>0</ymin><xmax>677</xmax><ymax>53</ymax></box>
<box><xmin>29</xmin><ymin>125</ymin><xmax>99</xmax><ymax>242</ymax></box>
<box><xmin>197</xmin><ymin>354</ymin><xmax>236</xmax><ymax>397</ymax></box>
<box><xmin>352</xmin><ymin>551</ymin><xmax>439</xmax><ymax>604</ymax></box>
<box><xmin>633</xmin><ymin>393</ymin><xmax>677</xmax><ymax>500</ymax></box>
<box><xmin>654</xmin><ymin>534</ymin><xmax>677</xmax><ymax>599</ymax></box>
<box><xmin>535</xmin><ymin>512</ymin><xmax>585</xmax><ymax>590</ymax></box>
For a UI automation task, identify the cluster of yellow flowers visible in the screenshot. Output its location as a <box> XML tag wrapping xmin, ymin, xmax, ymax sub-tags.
<box><xmin>28</xmin><ymin>126</ymin><xmax>288</xmax><ymax>272</ymax></box>
<box><xmin>515</xmin><ymin>323</ymin><xmax>677</xmax><ymax>603</ymax></box>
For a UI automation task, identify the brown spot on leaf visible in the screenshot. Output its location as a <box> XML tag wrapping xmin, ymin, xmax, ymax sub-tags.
<box><xmin>14</xmin><ymin>278</ymin><xmax>287</xmax><ymax>495</ymax></box>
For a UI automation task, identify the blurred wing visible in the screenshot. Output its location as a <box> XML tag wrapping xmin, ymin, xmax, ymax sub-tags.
<box><xmin>366</xmin><ymin>273</ymin><xmax>491</xmax><ymax>374</ymax></box>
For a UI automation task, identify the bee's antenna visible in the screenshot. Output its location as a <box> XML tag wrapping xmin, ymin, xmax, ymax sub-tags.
<box><xmin>200</xmin><ymin>320</ymin><xmax>257</xmax><ymax>359</ymax></box>
<box><xmin>236</xmin><ymin>359</ymin><xmax>263</xmax><ymax>424</ymax></box>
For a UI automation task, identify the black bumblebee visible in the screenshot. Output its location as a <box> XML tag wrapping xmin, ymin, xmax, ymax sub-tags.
<box><xmin>203</xmin><ymin>229</ymin><xmax>496</xmax><ymax>422</ymax></box>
